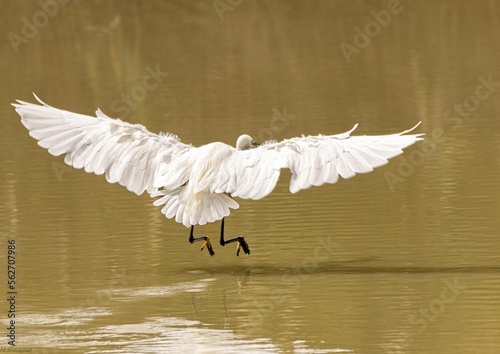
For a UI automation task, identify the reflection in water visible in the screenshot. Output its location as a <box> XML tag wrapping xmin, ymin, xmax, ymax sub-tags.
<box><xmin>17</xmin><ymin>279</ymin><xmax>353</xmax><ymax>353</ymax></box>
<box><xmin>1</xmin><ymin>0</ymin><xmax>500</xmax><ymax>353</ymax></box>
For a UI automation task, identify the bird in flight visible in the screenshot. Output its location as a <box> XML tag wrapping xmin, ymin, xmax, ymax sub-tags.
<box><xmin>14</xmin><ymin>95</ymin><xmax>423</xmax><ymax>256</ymax></box>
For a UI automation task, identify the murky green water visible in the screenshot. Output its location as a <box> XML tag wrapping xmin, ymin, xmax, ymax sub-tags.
<box><xmin>1</xmin><ymin>1</ymin><xmax>500</xmax><ymax>353</ymax></box>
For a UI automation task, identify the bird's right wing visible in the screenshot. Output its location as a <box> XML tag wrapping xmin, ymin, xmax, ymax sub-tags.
<box><xmin>14</xmin><ymin>95</ymin><xmax>193</xmax><ymax>195</ymax></box>
<box><xmin>281</xmin><ymin>122</ymin><xmax>423</xmax><ymax>193</ymax></box>
<box><xmin>212</xmin><ymin>123</ymin><xmax>423</xmax><ymax>199</ymax></box>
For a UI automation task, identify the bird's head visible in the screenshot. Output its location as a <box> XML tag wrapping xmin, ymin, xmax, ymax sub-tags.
<box><xmin>236</xmin><ymin>134</ymin><xmax>260</xmax><ymax>150</ymax></box>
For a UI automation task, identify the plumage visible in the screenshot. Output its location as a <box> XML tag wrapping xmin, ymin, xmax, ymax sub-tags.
<box><xmin>13</xmin><ymin>95</ymin><xmax>423</xmax><ymax>229</ymax></box>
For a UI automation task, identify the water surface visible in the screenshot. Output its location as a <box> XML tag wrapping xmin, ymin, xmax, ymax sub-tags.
<box><xmin>1</xmin><ymin>1</ymin><xmax>499</xmax><ymax>353</ymax></box>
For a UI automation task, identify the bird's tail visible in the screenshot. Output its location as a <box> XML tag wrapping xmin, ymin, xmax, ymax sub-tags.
<box><xmin>151</xmin><ymin>187</ymin><xmax>239</xmax><ymax>227</ymax></box>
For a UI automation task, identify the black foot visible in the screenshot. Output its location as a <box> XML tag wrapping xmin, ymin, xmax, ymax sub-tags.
<box><xmin>236</xmin><ymin>237</ymin><xmax>251</xmax><ymax>256</ymax></box>
<box><xmin>189</xmin><ymin>226</ymin><xmax>215</xmax><ymax>256</ymax></box>
<box><xmin>200</xmin><ymin>238</ymin><xmax>215</xmax><ymax>256</ymax></box>
<box><xmin>219</xmin><ymin>218</ymin><xmax>250</xmax><ymax>256</ymax></box>
<box><xmin>221</xmin><ymin>236</ymin><xmax>251</xmax><ymax>256</ymax></box>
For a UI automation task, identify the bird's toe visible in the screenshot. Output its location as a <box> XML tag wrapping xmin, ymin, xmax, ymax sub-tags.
<box><xmin>236</xmin><ymin>238</ymin><xmax>250</xmax><ymax>256</ymax></box>
<box><xmin>200</xmin><ymin>239</ymin><xmax>215</xmax><ymax>256</ymax></box>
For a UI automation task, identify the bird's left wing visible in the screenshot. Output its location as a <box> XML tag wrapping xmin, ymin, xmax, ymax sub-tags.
<box><xmin>14</xmin><ymin>95</ymin><xmax>193</xmax><ymax>195</ymax></box>
<box><xmin>212</xmin><ymin>123</ymin><xmax>423</xmax><ymax>199</ymax></box>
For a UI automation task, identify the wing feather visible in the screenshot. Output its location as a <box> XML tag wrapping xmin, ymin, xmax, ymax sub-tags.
<box><xmin>15</xmin><ymin>95</ymin><xmax>423</xmax><ymax>227</ymax></box>
<box><xmin>13</xmin><ymin>95</ymin><xmax>192</xmax><ymax>195</ymax></box>
<box><xmin>210</xmin><ymin>122</ymin><xmax>423</xmax><ymax>198</ymax></box>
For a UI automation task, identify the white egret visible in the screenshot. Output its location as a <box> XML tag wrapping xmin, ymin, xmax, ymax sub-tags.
<box><xmin>13</xmin><ymin>95</ymin><xmax>423</xmax><ymax>256</ymax></box>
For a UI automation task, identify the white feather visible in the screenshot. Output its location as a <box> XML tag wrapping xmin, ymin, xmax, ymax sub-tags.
<box><xmin>14</xmin><ymin>96</ymin><xmax>423</xmax><ymax>227</ymax></box>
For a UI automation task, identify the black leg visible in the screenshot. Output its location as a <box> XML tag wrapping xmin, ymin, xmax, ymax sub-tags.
<box><xmin>219</xmin><ymin>218</ymin><xmax>250</xmax><ymax>256</ymax></box>
<box><xmin>189</xmin><ymin>226</ymin><xmax>215</xmax><ymax>256</ymax></box>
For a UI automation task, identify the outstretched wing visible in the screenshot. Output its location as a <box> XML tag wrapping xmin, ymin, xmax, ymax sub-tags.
<box><xmin>14</xmin><ymin>95</ymin><xmax>193</xmax><ymax>195</ymax></box>
<box><xmin>213</xmin><ymin>123</ymin><xmax>423</xmax><ymax>199</ymax></box>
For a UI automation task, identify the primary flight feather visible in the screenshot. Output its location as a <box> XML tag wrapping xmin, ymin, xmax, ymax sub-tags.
<box><xmin>13</xmin><ymin>95</ymin><xmax>423</xmax><ymax>255</ymax></box>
